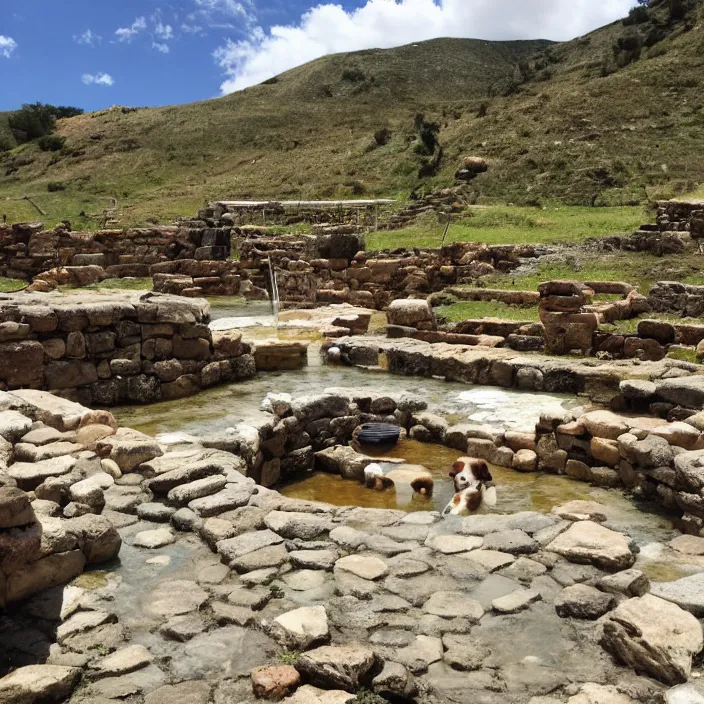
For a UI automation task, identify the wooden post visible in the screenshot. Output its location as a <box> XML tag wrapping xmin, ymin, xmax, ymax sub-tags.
<box><xmin>440</xmin><ymin>212</ymin><xmax>452</xmax><ymax>247</ymax></box>
<box><xmin>375</xmin><ymin>203</ymin><xmax>379</xmax><ymax>231</ymax></box>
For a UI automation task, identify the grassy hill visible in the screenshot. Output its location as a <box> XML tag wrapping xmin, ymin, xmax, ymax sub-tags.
<box><xmin>1</xmin><ymin>0</ymin><xmax>703</xmax><ymax>227</ymax></box>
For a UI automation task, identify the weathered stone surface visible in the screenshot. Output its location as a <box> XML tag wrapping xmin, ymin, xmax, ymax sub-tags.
<box><xmin>372</xmin><ymin>661</ymin><xmax>417</xmax><ymax>699</ymax></box>
<box><xmin>267</xmin><ymin>605</ymin><xmax>330</xmax><ymax>649</ymax></box>
<box><xmin>217</xmin><ymin>529</ymin><xmax>284</xmax><ymax>566</ymax></box>
<box><xmin>547</xmin><ymin>521</ymin><xmax>635</xmax><ymax>572</ymax></box>
<box><xmin>264</xmin><ymin>510</ymin><xmax>331</xmax><ymax>540</ymax></box>
<box><xmin>144</xmin><ymin>681</ymin><xmax>212</xmax><ymax>704</ymax></box>
<box><xmin>482</xmin><ymin>529</ymin><xmax>537</xmax><ymax>555</ymax></box>
<box><xmin>0</xmin><ymin>664</ymin><xmax>81</xmax><ymax>703</ymax></box>
<box><xmin>394</xmin><ymin>635</ymin><xmax>443</xmax><ymax>675</ymax></box>
<box><xmin>423</xmin><ymin>591</ymin><xmax>484</xmax><ymax>620</ymax></box>
<box><xmin>651</xmin><ymin>573</ymin><xmax>704</xmax><ymax>617</ymax></box>
<box><xmin>189</xmin><ymin>486</ymin><xmax>252</xmax><ymax>517</ymax></box>
<box><xmin>93</xmin><ymin>644</ymin><xmax>152</xmax><ymax>678</ymax></box>
<box><xmin>334</xmin><ymin>555</ymin><xmax>389</xmax><ymax>581</ymax></box>
<box><xmin>492</xmin><ymin>588</ymin><xmax>541</xmax><ymax>614</ymax></box>
<box><xmin>465</xmin><ymin>550</ymin><xmax>515</xmax><ymax>572</ymax></box>
<box><xmin>555</xmin><ymin>584</ymin><xmax>616</xmax><ymax>620</ymax></box>
<box><xmin>598</xmin><ymin>569</ymin><xmax>650</xmax><ymax>598</ymax></box>
<box><xmin>601</xmin><ymin>594</ymin><xmax>703</xmax><ymax>685</ymax></box>
<box><xmin>167</xmin><ymin>475</ymin><xmax>227</xmax><ymax>506</ymax></box>
<box><xmin>425</xmin><ymin>534</ymin><xmax>483</xmax><ymax>554</ymax></box>
<box><xmin>670</xmin><ymin>534</ymin><xmax>704</xmax><ymax>556</ymax></box>
<box><xmin>297</xmin><ymin>643</ymin><xmax>378</xmax><ymax>691</ymax></box>
<box><xmin>7</xmin><ymin>550</ymin><xmax>86</xmax><ymax>603</ymax></box>
<box><xmin>567</xmin><ymin>683</ymin><xmax>637</xmax><ymax>704</ymax></box>
<box><xmin>552</xmin><ymin>500</ymin><xmax>607</xmax><ymax>523</ymax></box>
<box><xmin>96</xmin><ymin>428</ymin><xmax>163</xmax><ymax>472</ymax></box>
<box><xmin>0</xmin><ymin>410</ymin><xmax>33</xmax><ymax>442</ymax></box>
<box><xmin>8</xmin><ymin>455</ymin><xmax>76</xmax><ymax>491</ymax></box>
<box><xmin>0</xmin><ymin>486</ymin><xmax>34</xmax><ymax>528</ymax></box>
<box><xmin>290</xmin><ymin>550</ymin><xmax>338</xmax><ymax>571</ymax></box>
<box><xmin>133</xmin><ymin>528</ymin><xmax>175</xmax><ymax>549</ymax></box>
<box><xmin>143</xmin><ymin>580</ymin><xmax>209</xmax><ymax>617</ymax></box>
<box><xmin>159</xmin><ymin>614</ymin><xmax>206</xmax><ymax>642</ymax></box>
<box><xmin>441</xmin><ymin>634</ymin><xmax>489</xmax><ymax>672</ymax></box>
<box><xmin>251</xmin><ymin>665</ymin><xmax>301</xmax><ymax>701</ymax></box>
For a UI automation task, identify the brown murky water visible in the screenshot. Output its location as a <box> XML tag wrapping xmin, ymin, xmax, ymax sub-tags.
<box><xmin>282</xmin><ymin>438</ymin><xmax>679</xmax><ymax>551</ymax></box>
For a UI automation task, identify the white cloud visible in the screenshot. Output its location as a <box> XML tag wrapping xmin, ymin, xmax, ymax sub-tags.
<box><xmin>152</xmin><ymin>42</ymin><xmax>170</xmax><ymax>53</ymax></box>
<box><xmin>74</xmin><ymin>29</ymin><xmax>101</xmax><ymax>46</ymax></box>
<box><xmin>0</xmin><ymin>35</ymin><xmax>17</xmax><ymax>59</ymax></box>
<box><xmin>195</xmin><ymin>0</ymin><xmax>254</xmax><ymax>19</ymax></box>
<box><xmin>214</xmin><ymin>0</ymin><xmax>636</xmax><ymax>95</ymax></box>
<box><xmin>82</xmin><ymin>72</ymin><xmax>115</xmax><ymax>86</ymax></box>
<box><xmin>115</xmin><ymin>16</ymin><xmax>147</xmax><ymax>43</ymax></box>
<box><xmin>181</xmin><ymin>23</ymin><xmax>204</xmax><ymax>33</ymax></box>
<box><xmin>155</xmin><ymin>22</ymin><xmax>173</xmax><ymax>40</ymax></box>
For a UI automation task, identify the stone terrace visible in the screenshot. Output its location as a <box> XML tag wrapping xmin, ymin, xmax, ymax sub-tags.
<box><xmin>0</xmin><ymin>291</ymin><xmax>254</xmax><ymax>405</ymax></box>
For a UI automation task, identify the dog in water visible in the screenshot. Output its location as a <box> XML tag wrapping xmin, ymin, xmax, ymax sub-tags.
<box><xmin>442</xmin><ymin>457</ymin><xmax>497</xmax><ymax>517</ymax></box>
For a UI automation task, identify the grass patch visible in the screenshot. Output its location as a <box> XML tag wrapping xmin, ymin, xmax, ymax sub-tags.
<box><xmin>367</xmin><ymin>205</ymin><xmax>645</xmax><ymax>250</ymax></box>
<box><xmin>668</xmin><ymin>347</ymin><xmax>699</xmax><ymax>364</ymax></box>
<box><xmin>602</xmin><ymin>315</ymin><xmax>704</xmax><ymax>335</ymax></box>
<box><xmin>0</xmin><ymin>277</ymin><xmax>27</xmax><ymax>293</ymax></box>
<box><xmin>83</xmin><ymin>278</ymin><xmax>153</xmax><ymax>291</ymax></box>
<box><xmin>478</xmin><ymin>251</ymin><xmax>704</xmax><ymax>294</ymax></box>
<box><xmin>437</xmin><ymin>300</ymin><xmax>539</xmax><ymax>323</ymax></box>
<box><xmin>279</xmin><ymin>651</ymin><xmax>300</xmax><ymax>666</ymax></box>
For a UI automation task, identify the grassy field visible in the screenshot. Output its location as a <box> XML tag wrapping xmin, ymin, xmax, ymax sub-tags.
<box><xmin>0</xmin><ymin>277</ymin><xmax>27</xmax><ymax>292</ymax></box>
<box><xmin>367</xmin><ymin>205</ymin><xmax>646</xmax><ymax>249</ymax></box>
<box><xmin>437</xmin><ymin>300</ymin><xmax>540</xmax><ymax>323</ymax></box>
<box><xmin>1</xmin><ymin>2</ymin><xmax>703</xmax><ymax>226</ymax></box>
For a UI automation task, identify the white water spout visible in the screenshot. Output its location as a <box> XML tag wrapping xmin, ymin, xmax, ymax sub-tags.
<box><xmin>268</xmin><ymin>257</ymin><xmax>280</xmax><ymax>328</ymax></box>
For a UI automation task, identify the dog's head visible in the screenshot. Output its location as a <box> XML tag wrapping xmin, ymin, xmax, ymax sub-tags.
<box><xmin>449</xmin><ymin>457</ymin><xmax>493</xmax><ymax>493</ymax></box>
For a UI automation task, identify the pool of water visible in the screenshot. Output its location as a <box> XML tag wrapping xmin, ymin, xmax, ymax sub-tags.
<box><xmin>281</xmin><ymin>438</ymin><xmax>679</xmax><ymax>548</ymax></box>
<box><xmin>109</xmin><ymin>302</ymin><xmax>682</xmax><ymax>560</ymax></box>
<box><xmin>112</xmin><ymin>365</ymin><xmax>581</xmax><ymax>441</ymax></box>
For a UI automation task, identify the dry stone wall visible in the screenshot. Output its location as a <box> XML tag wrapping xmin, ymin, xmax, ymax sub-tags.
<box><xmin>0</xmin><ymin>291</ymin><xmax>254</xmax><ymax>406</ymax></box>
<box><xmin>0</xmin><ymin>390</ymin><xmax>125</xmax><ymax>605</ymax></box>
<box><xmin>0</xmin><ymin>222</ymin><xmax>232</xmax><ymax>282</ymax></box>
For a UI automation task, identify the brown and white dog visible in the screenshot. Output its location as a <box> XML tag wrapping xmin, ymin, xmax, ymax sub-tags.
<box><xmin>442</xmin><ymin>457</ymin><xmax>497</xmax><ymax>517</ymax></box>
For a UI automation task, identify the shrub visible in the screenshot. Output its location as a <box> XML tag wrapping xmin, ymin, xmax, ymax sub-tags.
<box><xmin>373</xmin><ymin>127</ymin><xmax>391</xmax><ymax>146</ymax></box>
<box><xmin>413</xmin><ymin>114</ymin><xmax>440</xmax><ymax>156</ymax></box>
<box><xmin>37</xmin><ymin>135</ymin><xmax>66</xmax><ymax>152</ymax></box>
<box><xmin>342</xmin><ymin>68</ymin><xmax>366</xmax><ymax>83</ymax></box>
<box><xmin>623</xmin><ymin>6</ymin><xmax>649</xmax><ymax>25</ymax></box>
<box><xmin>47</xmin><ymin>181</ymin><xmax>66</xmax><ymax>192</ymax></box>
<box><xmin>8</xmin><ymin>103</ymin><xmax>83</xmax><ymax>144</ymax></box>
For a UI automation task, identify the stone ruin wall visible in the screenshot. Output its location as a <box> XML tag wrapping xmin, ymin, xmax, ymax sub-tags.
<box><xmin>657</xmin><ymin>199</ymin><xmax>704</xmax><ymax>237</ymax></box>
<box><xmin>191</xmin><ymin>202</ymin><xmax>395</xmax><ymax>228</ymax></box>
<box><xmin>193</xmin><ymin>384</ymin><xmax>704</xmax><ymax>540</ymax></box>
<box><xmin>0</xmin><ymin>222</ymin><xmax>232</xmax><ymax>282</ymax></box>
<box><xmin>0</xmin><ymin>292</ymin><xmax>254</xmax><ymax>407</ymax></box>
<box><xmin>152</xmin><ymin>235</ymin><xmax>542</xmax><ymax>310</ymax></box>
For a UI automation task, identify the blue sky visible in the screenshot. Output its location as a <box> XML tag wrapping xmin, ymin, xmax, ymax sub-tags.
<box><xmin>1</xmin><ymin>0</ymin><xmax>636</xmax><ymax>113</ymax></box>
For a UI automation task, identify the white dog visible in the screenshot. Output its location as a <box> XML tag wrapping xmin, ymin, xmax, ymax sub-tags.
<box><xmin>442</xmin><ymin>457</ymin><xmax>497</xmax><ymax>517</ymax></box>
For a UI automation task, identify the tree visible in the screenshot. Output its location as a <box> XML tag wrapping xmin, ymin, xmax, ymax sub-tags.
<box><xmin>7</xmin><ymin>103</ymin><xmax>82</xmax><ymax>145</ymax></box>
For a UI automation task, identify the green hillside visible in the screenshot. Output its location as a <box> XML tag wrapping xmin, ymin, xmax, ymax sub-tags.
<box><xmin>1</xmin><ymin>0</ymin><xmax>702</xmax><ymax>227</ymax></box>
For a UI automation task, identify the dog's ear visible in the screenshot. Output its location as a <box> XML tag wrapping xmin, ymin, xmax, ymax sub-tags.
<box><xmin>474</xmin><ymin>460</ymin><xmax>492</xmax><ymax>483</ymax></box>
<box><xmin>449</xmin><ymin>459</ymin><xmax>465</xmax><ymax>478</ymax></box>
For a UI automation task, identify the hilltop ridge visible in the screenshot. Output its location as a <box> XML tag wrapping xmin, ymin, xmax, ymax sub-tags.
<box><xmin>1</xmin><ymin>0</ymin><xmax>703</xmax><ymax>226</ymax></box>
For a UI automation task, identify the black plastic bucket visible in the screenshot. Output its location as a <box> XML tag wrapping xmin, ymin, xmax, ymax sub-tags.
<box><xmin>355</xmin><ymin>423</ymin><xmax>401</xmax><ymax>446</ymax></box>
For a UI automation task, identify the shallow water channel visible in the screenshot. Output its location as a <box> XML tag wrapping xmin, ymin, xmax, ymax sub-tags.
<box><xmin>109</xmin><ymin>301</ymin><xmax>688</xmax><ymax>578</ymax></box>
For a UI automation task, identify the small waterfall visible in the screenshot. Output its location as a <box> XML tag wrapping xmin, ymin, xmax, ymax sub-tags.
<box><xmin>268</xmin><ymin>257</ymin><xmax>281</xmax><ymax>328</ymax></box>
